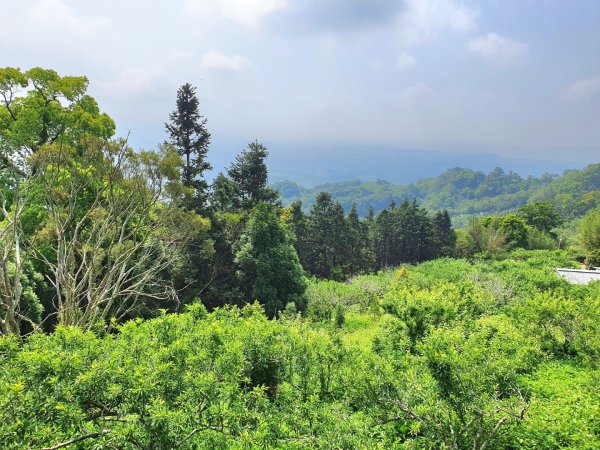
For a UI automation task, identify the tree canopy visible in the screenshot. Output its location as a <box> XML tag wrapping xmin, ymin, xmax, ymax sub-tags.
<box><xmin>0</xmin><ymin>67</ymin><xmax>114</xmax><ymax>171</ymax></box>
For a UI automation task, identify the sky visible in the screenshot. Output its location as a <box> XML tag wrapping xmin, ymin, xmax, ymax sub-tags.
<box><xmin>2</xmin><ymin>0</ymin><xmax>599</xmax><ymax>166</ymax></box>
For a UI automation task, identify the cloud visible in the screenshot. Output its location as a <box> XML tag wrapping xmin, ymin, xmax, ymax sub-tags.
<box><xmin>467</xmin><ymin>33</ymin><xmax>528</xmax><ymax>64</ymax></box>
<box><xmin>398</xmin><ymin>82</ymin><xmax>434</xmax><ymax>101</ymax></box>
<box><xmin>201</xmin><ymin>51</ymin><xmax>251</xmax><ymax>71</ymax></box>
<box><xmin>31</xmin><ymin>0</ymin><xmax>111</xmax><ymax>34</ymax></box>
<box><xmin>397</xmin><ymin>0</ymin><xmax>478</xmax><ymax>44</ymax></box>
<box><xmin>397</xmin><ymin>52</ymin><xmax>416</xmax><ymax>70</ymax></box>
<box><xmin>185</xmin><ymin>0</ymin><xmax>287</xmax><ymax>27</ymax></box>
<box><xmin>563</xmin><ymin>76</ymin><xmax>600</xmax><ymax>101</ymax></box>
<box><xmin>275</xmin><ymin>0</ymin><xmax>476</xmax><ymax>39</ymax></box>
<box><xmin>221</xmin><ymin>0</ymin><xmax>288</xmax><ymax>26</ymax></box>
<box><xmin>283</xmin><ymin>0</ymin><xmax>403</xmax><ymax>33</ymax></box>
<box><xmin>98</xmin><ymin>66</ymin><xmax>166</xmax><ymax>97</ymax></box>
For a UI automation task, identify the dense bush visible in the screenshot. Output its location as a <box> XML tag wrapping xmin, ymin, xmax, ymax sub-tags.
<box><xmin>1</xmin><ymin>250</ymin><xmax>598</xmax><ymax>449</ymax></box>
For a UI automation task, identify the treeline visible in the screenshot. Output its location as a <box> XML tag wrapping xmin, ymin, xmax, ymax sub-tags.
<box><xmin>287</xmin><ymin>194</ymin><xmax>455</xmax><ymax>279</ymax></box>
<box><xmin>275</xmin><ymin>163</ymin><xmax>600</xmax><ymax>222</ymax></box>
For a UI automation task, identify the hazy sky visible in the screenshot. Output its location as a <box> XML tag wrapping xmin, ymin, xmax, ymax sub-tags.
<box><xmin>2</xmin><ymin>0</ymin><xmax>599</xmax><ymax>163</ymax></box>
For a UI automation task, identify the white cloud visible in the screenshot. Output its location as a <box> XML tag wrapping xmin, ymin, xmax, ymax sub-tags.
<box><xmin>98</xmin><ymin>66</ymin><xmax>166</xmax><ymax>97</ymax></box>
<box><xmin>467</xmin><ymin>33</ymin><xmax>528</xmax><ymax>64</ymax></box>
<box><xmin>563</xmin><ymin>76</ymin><xmax>600</xmax><ymax>101</ymax></box>
<box><xmin>31</xmin><ymin>0</ymin><xmax>111</xmax><ymax>34</ymax></box>
<box><xmin>221</xmin><ymin>0</ymin><xmax>287</xmax><ymax>26</ymax></box>
<box><xmin>201</xmin><ymin>51</ymin><xmax>251</xmax><ymax>71</ymax></box>
<box><xmin>185</xmin><ymin>0</ymin><xmax>287</xmax><ymax>27</ymax></box>
<box><xmin>398</xmin><ymin>0</ymin><xmax>478</xmax><ymax>44</ymax></box>
<box><xmin>397</xmin><ymin>52</ymin><xmax>416</xmax><ymax>70</ymax></box>
<box><xmin>398</xmin><ymin>82</ymin><xmax>433</xmax><ymax>101</ymax></box>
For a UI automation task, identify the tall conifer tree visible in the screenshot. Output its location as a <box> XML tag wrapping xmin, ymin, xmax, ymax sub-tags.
<box><xmin>166</xmin><ymin>83</ymin><xmax>211</xmax><ymax>212</ymax></box>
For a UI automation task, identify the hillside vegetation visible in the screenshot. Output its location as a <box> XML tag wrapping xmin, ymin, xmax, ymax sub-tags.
<box><xmin>1</xmin><ymin>251</ymin><xmax>599</xmax><ymax>449</ymax></box>
<box><xmin>274</xmin><ymin>164</ymin><xmax>600</xmax><ymax>223</ymax></box>
<box><xmin>1</xmin><ymin>67</ymin><xmax>599</xmax><ymax>449</ymax></box>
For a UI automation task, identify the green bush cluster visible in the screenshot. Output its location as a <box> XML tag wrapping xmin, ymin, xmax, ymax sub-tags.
<box><xmin>1</xmin><ymin>250</ymin><xmax>599</xmax><ymax>449</ymax></box>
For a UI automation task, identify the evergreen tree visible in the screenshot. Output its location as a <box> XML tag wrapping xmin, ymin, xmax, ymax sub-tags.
<box><xmin>366</xmin><ymin>205</ymin><xmax>375</xmax><ymax>223</ymax></box>
<box><xmin>372</xmin><ymin>209</ymin><xmax>393</xmax><ymax>268</ymax></box>
<box><xmin>166</xmin><ymin>83</ymin><xmax>211</xmax><ymax>212</ymax></box>
<box><xmin>287</xmin><ymin>200</ymin><xmax>310</xmax><ymax>270</ymax></box>
<box><xmin>372</xmin><ymin>200</ymin><xmax>438</xmax><ymax>267</ymax></box>
<box><xmin>346</xmin><ymin>204</ymin><xmax>374</xmax><ymax>274</ymax></box>
<box><xmin>227</xmin><ymin>141</ymin><xmax>278</xmax><ymax>210</ymax></box>
<box><xmin>432</xmin><ymin>210</ymin><xmax>456</xmax><ymax>257</ymax></box>
<box><xmin>209</xmin><ymin>172</ymin><xmax>238</xmax><ymax>212</ymax></box>
<box><xmin>235</xmin><ymin>203</ymin><xmax>307</xmax><ymax>318</ymax></box>
<box><xmin>305</xmin><ymin>192</ymin><xmax>348</xmax><ymax>279</ymax></box>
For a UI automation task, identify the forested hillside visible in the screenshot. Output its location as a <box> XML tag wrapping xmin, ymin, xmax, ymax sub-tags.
<box><xmin>274</xmin><ymin>164</ymin><xmax>600</xmax><ymax>223</ymax></box>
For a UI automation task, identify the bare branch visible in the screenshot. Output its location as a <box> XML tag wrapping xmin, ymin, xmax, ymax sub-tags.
<box><xmin>41</xmin><ymin>429</ymin><xmax>111</xmax><ymax>450</ymax></box>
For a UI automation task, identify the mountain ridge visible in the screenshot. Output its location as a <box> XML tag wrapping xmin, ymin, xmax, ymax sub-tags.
<box><xmin>259</xmin><ymin>142</ymin><xmax>589</xmax><ymax>186</ymax></box>
<box><xmin>273</xmin><ymin>163</ymin><xmax>600</xmax><ymax>226</ymax></box>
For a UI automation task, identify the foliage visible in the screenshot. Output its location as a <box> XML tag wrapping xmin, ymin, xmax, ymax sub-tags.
<box><xmin>458</xmin><ymin>216</ymin><xmax>506</xmax><ymax>256</ymax></box>
<box><xmin>517</xmin><ymin>201</ymin><xmax>563</xmax><ymax>234</ymax></box>
<box><xmin>303</xmin><ymin>192</ymin><xmax>350</xmax><ymax>279</ymax></box>
<box><xmin>217</xmin><ymin>141</ymin><xmax>279</xmax><ymax>212</ymax></box>
<box><xmin>235</xmin><ymin>203</ymin><xmax>307</xmax><ymax>317</ymax></box>
<box><xmin>1</xmin><ymin>251</ymin><xmax>599</xmax><ymax>448</ymax></box>
<box><xmin>580</xmin><ymin>206</ymin><xmax>600</xmax><ymax>266</ymax></box>
<box><xmin>1</xmin><ymin>66</ymin><xmax>598</xmax><ymax>449</ymax></box>
<box><xmin>0</xmin><ymin>67</ymin><xmax>114</xmax><ymax>166</ymax></box>
<box><xmin>165</xmin><ymin>83</ymin><xmax>211</xmax><ymax>212</ymax></box>
<box><xmin>275</xmin><ymin>164</ymin><xmax>600</xmax><ymax>222</ymax></box>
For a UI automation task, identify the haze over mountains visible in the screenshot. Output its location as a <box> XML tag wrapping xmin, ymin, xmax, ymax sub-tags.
<box><xmin>207</xmin><ymin>140</ymin><xmax>590</xmax><ymax>187</ymax></box>
<box><xmin>253</xmin><ymin>143</ymin><xmax>587</xmax><ymax>187</ymax></box>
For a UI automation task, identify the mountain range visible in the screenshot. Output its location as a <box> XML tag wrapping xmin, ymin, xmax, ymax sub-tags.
<box><xmin>273</xmin><ymin>163</ymin><xmax>600</xmax><ymax>227</ymax></box>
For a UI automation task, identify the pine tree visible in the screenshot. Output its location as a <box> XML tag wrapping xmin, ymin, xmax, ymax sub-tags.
<box><xmin>166</xmin><ymin>83</ymin><xmax>211</xmax><ymax>212</ymax></box>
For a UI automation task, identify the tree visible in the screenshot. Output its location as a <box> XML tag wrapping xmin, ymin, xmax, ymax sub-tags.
<box><xmin>286</xmin><ymin>200</ymin><xmax>310</xmax><ymax>270</ymax></box>
<box><xmin>482</xmin><ymin>214</ymin><xmax>528</xmax><ymax>249</ymax></box>
<box><xmin>459</xmin><ymin>217</ymin><xmax>506</xmax><ymax>256</ymax></box>
<box><xmin>235</xmin><ymin>203</ymin><xmax>306</xmax><ymax>317</ymax></box>
<box><xmin>517</xmin><ymin>202</ymin><xmax>563</xmax><ymax>235</ymax></box>
<box><xmin>345</xmin><ymin>204</ymin><xmax>374</xmax><ymax>274</ymax></box>
<box><xmin>305</xmin><ymin>192</ymin><xmax>349</xmax><ymax>279</ymax></box>
<box><xmin>0</xmin><ymin>67</ymin><xmax>114</xmax><ymax>171</ymax></box>
<box><xmin>31</xmin><ymin>139</ymin><xmax>209</xmax><ymax>329</ymax></box>
<box><xmin>432</xmin><ymin>210</ymin><xmax>456</xmax><ymax>257</ymax></box>
<box><xmin>226</xmin><ymin>141</ymin><xmax>278</xmax><ymax>211</ymax></box>
<box><xmin>0</xmin><ymin>179</ymin><xmax>43</xmax><ymax>337</ymax></box>
<box><xmin>371</xmin><ymin>209</ymin><xmax>393</xmax><ymax>268</ymax></box>
<box><xmin>165</xmin><ymin>83</ymin><xmax>211</xmax><ymax>212</ymax></box>
<box><xmin>371</xmin><ymin>200</ymin><xmax>436</xmax><ymax>267</ymax></box>
<box><xmin>580</xmin><ymin>206</ymin><xmax>600</xmax><ymax>266</ymax></box>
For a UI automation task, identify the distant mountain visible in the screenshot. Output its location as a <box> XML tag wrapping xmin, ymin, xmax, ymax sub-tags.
<box><xmin>273</xmin><ymin>164</ymin><xmax>600</xmax><ymax>226</ymax></box>
<box><xmin>262</xmin><ymin>143</ymin><xmax>587</xmax><ymax>186</ymax></box>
